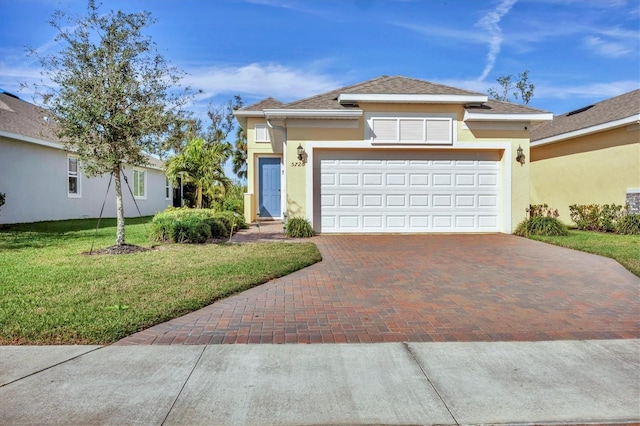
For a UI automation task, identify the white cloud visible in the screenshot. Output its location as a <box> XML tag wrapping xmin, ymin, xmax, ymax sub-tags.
<box><xmin>536</xmin><ymin>80</ymin><xmax>639</xmax><ymax>99</ymax></box>
<box><xmin>584</xmin><ymin>35</ymin><xmax>632</xmax><ymax>57</ymax></box>
<box><xmin>475</xmin><ymin>0</ymin><xmax>518</xmax><ymax>81</ymax></box>
<box><xmin>183</xmin><ymin>62</ymin><xmax>343</xmax><ymax>104</ymax></box>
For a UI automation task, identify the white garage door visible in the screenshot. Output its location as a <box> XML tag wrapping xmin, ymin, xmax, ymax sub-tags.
<box><xmin>318</xmin><ymin>150</ymin><xmax>502</xmax><ymax>233</ymax></box>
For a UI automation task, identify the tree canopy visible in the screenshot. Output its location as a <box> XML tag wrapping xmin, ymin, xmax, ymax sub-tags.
<box><xmin>488</xmin><ymin>70</ymin><xmax>535</xmax><ymax>105</ymax></box>
<box><xmin>29</xmin><ymin>0</ymin><xmax>192</xmax><ymax>246</ymax></box>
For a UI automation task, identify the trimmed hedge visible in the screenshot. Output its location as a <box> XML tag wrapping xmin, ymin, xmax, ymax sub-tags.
<box><xmin>149</xmin><ymin>208</ymin><xmax>247</xmax><ymax>244</ymax></box>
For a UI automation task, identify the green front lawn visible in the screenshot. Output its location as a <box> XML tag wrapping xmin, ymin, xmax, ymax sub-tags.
<box><xmin>0</xmin><ymin>217</ymin><xmax>321</xmax><ymax>345</ymax></box>
<box><xmin>531</xmin><ymin>230</ymin><xmax>640</xmax><ymax>277</ymax></box>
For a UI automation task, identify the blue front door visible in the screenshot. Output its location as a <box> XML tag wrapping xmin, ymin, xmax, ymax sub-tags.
<box><xmin>258</xmin><ymin>157</ymin><xmax>281</xmax><ymax>218</ymax></box>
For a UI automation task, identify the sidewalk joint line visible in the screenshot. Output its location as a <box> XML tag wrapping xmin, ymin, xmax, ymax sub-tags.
<box><xmin>0</xmin><ymin>346</ymin><xmax>104</xmax><ymax>389</ymax></box>
<box><xmin>161</xmin><ymin>345</ymin><xmax>207</xmax><ymax>425</ymax></box>
<box><xmin>402</xmin><ymin>342</ymin><xmax>459</xmax><ymax>426</ymax></box>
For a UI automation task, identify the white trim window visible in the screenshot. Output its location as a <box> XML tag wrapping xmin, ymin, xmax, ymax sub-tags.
<box><xmin>368</xmin><ymin>114</ymin><xmax>454</xmax><ymax>145</ymax></box>
<box><xmin>255</xmin><ymin>123</ymin><xmax>270</xmax><ymax>142</ymax></box>
<box><xmin>165</xmin><ymin>177</ymin><xmax>171</xmax><ymax>200</ymax></box>
<box><xmin>67</xmin><ymin>155</ymin><xmax>81</xmax><ymax>197</ymax></box>
<box><xmin>133</xmin><ymin>168</ymin><xmax>146</xmax><ymax>199</ymax></box>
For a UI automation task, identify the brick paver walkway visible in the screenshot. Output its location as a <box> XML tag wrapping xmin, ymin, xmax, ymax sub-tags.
<box><xmin>117</xmin><ymin>233</ymin><xmax>640</xmax><ymax>345</ymax></box>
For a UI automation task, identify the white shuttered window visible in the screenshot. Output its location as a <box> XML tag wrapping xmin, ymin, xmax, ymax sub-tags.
<box><xmin>370</xmin><ymin>116</ymin><xmax>453</xmax><ymax>145</ymax></box>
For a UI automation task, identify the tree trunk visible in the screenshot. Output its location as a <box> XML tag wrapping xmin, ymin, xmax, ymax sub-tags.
<box><xmin>114</xmin><ymin>166</ymin><xmax>126</xmax><ymax>246</ymax></box>
<box><xmin>196</xmin><ymin>185</ymin><xmax>203</xmax><ymax>209</ymax></box>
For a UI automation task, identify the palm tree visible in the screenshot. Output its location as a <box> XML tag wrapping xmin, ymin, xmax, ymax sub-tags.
<box><xmin>165</xmin><ymin>137</ymin><xmax>230</xmax><ymax>208</ymax></box>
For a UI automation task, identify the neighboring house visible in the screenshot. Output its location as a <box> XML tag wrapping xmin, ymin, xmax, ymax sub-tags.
<box><xmin>0</xmin><ymin>90</ymin><xmax>173</xmax><ymax>224</ymax></box>
<box><xmin>530</xmin><ymin>89</ymin><xmax>640</xmax><ymax>223</ymax></box>
<box><xmin>234</xmin><ymin>75</ymin><xmax>552</xmax><ymax>234</ymax></box>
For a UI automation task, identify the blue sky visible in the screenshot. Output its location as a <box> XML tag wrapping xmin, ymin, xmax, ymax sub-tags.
<box><xmin>1</xmin><ymin>0</ymin><xmax>638</xmax><ymax>123</ymax></box>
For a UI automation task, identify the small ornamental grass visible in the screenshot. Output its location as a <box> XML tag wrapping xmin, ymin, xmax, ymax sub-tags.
<box><xmin>514</xmin><ymin>204</ymin><xmax>568</xmax><ymax>237</ymax></box>
<box><xmin>149</xmin><ymin>207</ymin><xmax>248</xmax><ymax>244</ymax></box>
<box><xmin>285</xmin><ymin>217</ymin><xmax>315</xmax><ymax>238</ymax></box>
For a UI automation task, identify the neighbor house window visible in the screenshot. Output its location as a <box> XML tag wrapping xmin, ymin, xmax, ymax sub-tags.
<box><xmin>67</xmin><ymin>155</ymin><xmax>81</xmax><ymax>197</ymax></box>
<box><xmin>165</xmin><ymin>177</ymin><xmax>171</xmax><ymax>200</ymax></box>
<box><xmin>255</xmin><ymin>123</ymin><xmax>270</xmax><ymax>142</ymax></box>
<box><xmin>133</xmin><ymin>169</ymin><xmax>146</xmax><ymax>199</ymax></box>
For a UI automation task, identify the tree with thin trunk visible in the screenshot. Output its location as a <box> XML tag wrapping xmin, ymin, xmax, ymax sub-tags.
<box><xmin>488</xmin><ymin>70</ymin><xmax>535</xmax><ymax>105</ymax></box>
<box><xmin>27</xmin><ymin>1</ymin><xmax>191</xmax><ymax>246</ymax></box>
<box><xmin>164</xmin><ymin>138</ymin><xmax>230</xmax><ymax>209</ymax></box>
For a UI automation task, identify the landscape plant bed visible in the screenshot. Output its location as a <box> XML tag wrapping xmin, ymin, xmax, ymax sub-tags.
<box><xmin>0</xmin><ymin>217</ymin><xmax>321</xmax><ymax>345</ymax></box>
<box><xmin>531</xmin><ymin>230</ymin><xmax>640</xmax><ymax>278</ymax></box>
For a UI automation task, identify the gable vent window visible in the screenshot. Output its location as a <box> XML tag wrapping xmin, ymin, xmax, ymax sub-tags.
<box><xmin>369</xmin><ymin>116</ymin><xmax>453</xmax><ymax>145</ymax></box>
<box><xmin>255</xmin><ymin>123</ymin><xmax>270</xmax><ymax>142</ymax></box>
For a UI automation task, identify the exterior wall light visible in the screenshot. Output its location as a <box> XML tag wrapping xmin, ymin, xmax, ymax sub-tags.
<box><xmin>297</xmin><ymin>144</ymin><xmax>305</xmax><ymax>161</ymax></box>
<box><xmin>516</xmin><ymin>145</ymin><xmax>526</xmax><ymax>165</ymax></box>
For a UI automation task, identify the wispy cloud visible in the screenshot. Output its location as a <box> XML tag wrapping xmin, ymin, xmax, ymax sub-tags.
<box><xmin>535</xmin><ymin>80</ymin><xmax>639</xmax><ymax>100</ymax></box>
<box><xmin>584</xmin><ymin>35</ymin><xmax>632</xmax><ymax>57</ymax></box>
<box><xmin>183</xmin><ymin>62</ymin><xmax>343</xmax><ymax>104</ymax></box>
<box><xmin>475</xmin><ymin>0</ymin><xmax>518</xmax><ymax>81</ymax></box>
<box><xmin>392</xmin><ymin>22</ymin><xmax>488</xmax><ymax>45</ymax></box>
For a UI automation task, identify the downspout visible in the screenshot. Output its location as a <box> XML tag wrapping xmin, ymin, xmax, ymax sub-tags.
<box><xmin>266</xmin><ymin>119</ymin><xmax>287</xmax><ymax>221</ymax></box>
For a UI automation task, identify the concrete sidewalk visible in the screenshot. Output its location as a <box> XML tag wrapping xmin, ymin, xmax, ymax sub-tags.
<box><xmin>1</xmin><ymin>340</ymin><xmax>638</xmax><ymax>425</ymax></box>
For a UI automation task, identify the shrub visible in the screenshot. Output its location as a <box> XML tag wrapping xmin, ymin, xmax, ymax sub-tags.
<box><xmin>617</xmin><ymin>214</ymin><xmax>640</xmax><ymax>235</ymax></box>
<box><xmin>149</xmin><ymin>207</ymin><xmax>246</xmax><ymax>243</ymax></box>
<box><xmin>285</xmin><ymin>217</ymin><xmax>315</xmax><ymax>238</ymax></box>
<box><xmin>0</xmin><ymin>192</ymin><xmax>5</xmax><ymax>219</ymax></box>
<box><xmin>569</xmin><ymin>204</ymin><xmax>625</xmax><ymax>232</ymax></box>
<box><xmin>514</xmin><ymin>216</ymin><xmax>569</xmax><ymax>237</ymax></box>
<box><xmin>222</xmin><ymin>198</ymin><xmax>243</xmax><ymax>215</ymax></box>
<box><xmin>204</xmin><ymin>217</ymin><xmax>229</xmax><ymax>238</ymax></box>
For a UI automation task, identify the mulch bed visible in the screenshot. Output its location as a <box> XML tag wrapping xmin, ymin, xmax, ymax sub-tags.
<box><xmin>84</xmin><ymin>244</ymin><xmax>151</xmax><ymax>256</ymax></box>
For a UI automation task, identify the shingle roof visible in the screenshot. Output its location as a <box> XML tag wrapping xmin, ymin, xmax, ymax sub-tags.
<box><xmin>466</xmin><ymin>99</ymin><xmax>548</xmax><ymax>115</ymax></box>
<box><xmin>241</xmin><ymin>97</ymin><xmax>284</xmax><ymax>112</ymax></box>
<box><xmin>281</xmin><ymin>75</ymin><xmax>485</xmax><ymax>110</ymax></box>
<box><xmin>530</xmin><ymin>89</ymin><xmax>640</xmax><ymax>141</ymax></box>
<box><xmin>241</xmin><ymin>76</ymin><xmax>548</xmax><ymax>116</ymax></box>
<box><xmin>0</xmin><ymin>92</ymin><xmax>62</xmax><ymax>143</ymax></box>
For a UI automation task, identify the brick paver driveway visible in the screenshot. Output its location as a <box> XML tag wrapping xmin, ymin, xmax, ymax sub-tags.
<box><xmin>117</xmin><ymin>234</ymin><xmax>640</xmax><ymax>345</ymax></box>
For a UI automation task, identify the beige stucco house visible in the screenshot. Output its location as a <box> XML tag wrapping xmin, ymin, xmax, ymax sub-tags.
<box><xmin>530</xmin><ymin>89</ymin><xmax>640</xmax><ymax>223</ymax></box>
<box><xmin>235</xmin><ymin>75</ymin><xmax>552</xmax><ymax>234</ymax></box>
<box><xmin>0</xmin><ymin>90</ymin><xmax>173</xmax><ymax>224</ymax></box>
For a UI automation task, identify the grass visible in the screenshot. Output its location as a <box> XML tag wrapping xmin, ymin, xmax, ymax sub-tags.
<box><xmin>530</xmin><ymin>230</ymin><xmax>640</xmax><ymax>277</ymax></box>
<box><xmin>0</xmin><ymin>217</ymin><xmax>322</xmax><ymax>345</ymax></box>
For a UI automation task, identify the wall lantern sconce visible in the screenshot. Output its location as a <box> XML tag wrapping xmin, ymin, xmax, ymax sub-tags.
<box><xmin>516</xmin><ymin>145</ymin><xmax>526</xmax><ymax>165</ymax></box>
<box><xmin>297</xmin><ymin>144</ymin><xmax>305</xmax><ymax>161</ymax></box>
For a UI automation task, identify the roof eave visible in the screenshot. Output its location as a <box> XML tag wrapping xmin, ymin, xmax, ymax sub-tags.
<box><xmin>263</xmin><ymin>109</ymin><xmax>363</xmax><ymax>119</ymax></box>
<box><xmin>531</xmin><ymin>114</ymin><xmax>640</xmax><ymax>147</ymax></box>
<box><xmin>464</xmin><ymin>111</ymin><xmax>553</xmax><ymax>123</ymax></box>
<box><xmin>339</xmin><ymin>93</ymin><xmax>488</xmax><ymax>104</ymax></box>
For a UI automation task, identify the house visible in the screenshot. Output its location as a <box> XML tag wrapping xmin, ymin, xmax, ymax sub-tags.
<box><xmin>0</xmin><ymin>90</ymin><xmax>173</xmax><ymax>224</ymax></box>
<box><xmin>234</xmin><ymin>75</ymin><xmax>552</xmax><ymax>233</ymax></box>
<box><xmin>530</xmin><ymin>89</ymin><xmax>640</xmax><ymax>223</ymax></box>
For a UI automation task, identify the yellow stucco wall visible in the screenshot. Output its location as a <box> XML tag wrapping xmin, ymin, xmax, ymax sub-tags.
<box><xmin>530</xmin><ymin>125</ymin><xmax>640</xmax><ymax>224</ymax></box>
<box><xmin>243</xmin><ymin>107</ymin><xmax>535</xmax><ymax>232</ymax></box>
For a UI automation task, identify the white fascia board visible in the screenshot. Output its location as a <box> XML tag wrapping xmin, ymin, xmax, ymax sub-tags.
<box><xmin>338</xmin><ymin>93</ymin><xmax>488</xmax><ymax>104</ymax></box>
<box><xmin>0</xmin><ymin>129</ymin><xmax>63</xmax><ymax>150</ymax></box>
<box><xmin>464</xmin><ymin>111</ymin><xmax>553</xmax><ymax>122</ymax></box>
<box><xmin>531</xmin><ymin>114</ymin><xmax>640</xmax><ymax>147</ymax></box>
<box><xmin>263</xmin><ymin>109</ymin><xmax>363</xmax><ymax>119</ymax></box>
<box><xmin>233</xmin><ymin>110</ymin><xmax>265</xmax><ymax>117</ymax></box>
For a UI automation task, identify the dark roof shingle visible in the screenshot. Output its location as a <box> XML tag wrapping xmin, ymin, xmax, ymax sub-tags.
<box><xmin>530</xmin><ymin>89</ymin><xmax>640</xmax><ymax>141</ymax></box>
<box><xmin>0</xmin><ymin>93</ymin><xmax>62</xmax><ymax>143</ymax></box>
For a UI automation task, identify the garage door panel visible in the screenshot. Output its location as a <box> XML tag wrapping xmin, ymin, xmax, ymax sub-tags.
<box><xmin>318</xmin><ymin>151</ymin><xmax>501</xmax><ymax>233</ymax></box>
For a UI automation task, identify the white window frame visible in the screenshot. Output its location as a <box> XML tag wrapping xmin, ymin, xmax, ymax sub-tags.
<box><xmin>67</xmin><ymin>154</ymin><xmax>81</xmax><ymax>198</ymax></box>
<box><xmin>255</xmin><ymin>123</ymin><xmax>271</xmax><ymax>143</ymax></box>
<box><xmin>366</xmin><ymin>112</ymin><xmax>455</xmax><ymax>145</ymax></box>
<box><xmin>165</xmin><ymin>177</ymin><xmax>171</xmax><ymax>200</ymax></box>
<box><xmin>133</xmin><ymin>168</ymin><xmax>147</xmax><ymax>199</ymax></box>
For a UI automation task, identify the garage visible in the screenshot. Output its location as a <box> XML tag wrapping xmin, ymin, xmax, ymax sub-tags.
<box><xmin>316</xmin><ymin>149</ymin><xmax>502</xmax><ymax>233</ymax></box>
